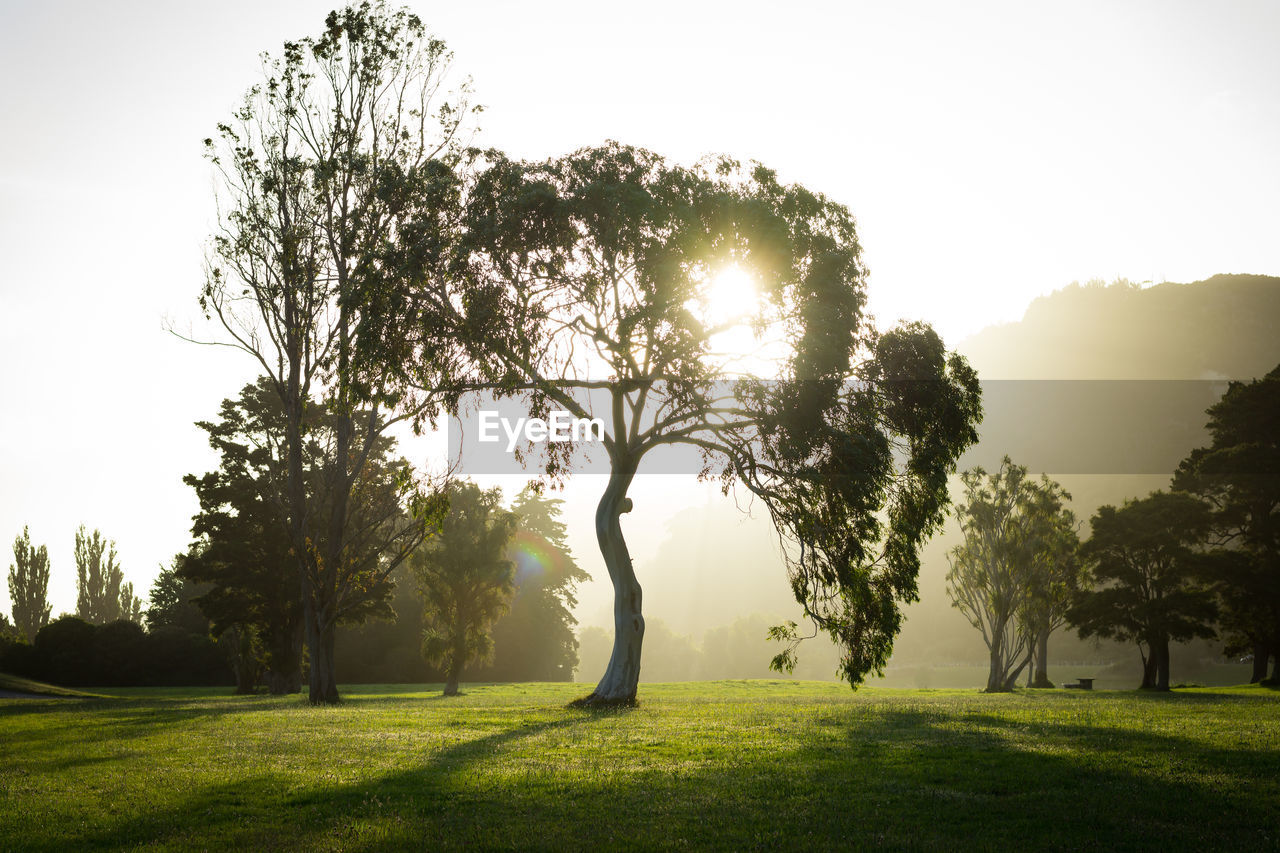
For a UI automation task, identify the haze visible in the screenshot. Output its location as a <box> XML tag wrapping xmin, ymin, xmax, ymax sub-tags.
<box><xmin>2</xmin><ymin>1</ymin><xmax>1279</xmax><ymax>674</ymax></box>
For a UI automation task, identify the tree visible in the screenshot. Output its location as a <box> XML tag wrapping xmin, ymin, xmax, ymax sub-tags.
<box><xmin>410</xmin><ymin>143</ymin><xmax>980</xmax><ymax>703</ymax></box>
<box><xmin>1067</xmin><ymin>491</ymin><xmax>1218</xmax><ymax>691</ymax></box>
<box><xmin>182</xmin><ymin>377</ymin><xmax>422</xmax><ymax>694</ymax></box>
<box><xmin>483</xmin><ymin>486</ymin><xmax>591</xmax><ymax>681</ymax></box>
<box><xmin>1173</xmin><ymin>364</ymin><xmax>1280</xmax><ymax>682</ymax></box>
<box><xmin>412</xmin><ymin>481</ymin><xmax>517</xmax><ymax>696</ymax></box>
<box><xmin>1015</xmin><ymin>483</ymin><xmax>1081</xmax><ymax>688</ymax></box>
<box><xmin>8</xmin><ymin>526</ymin><xmax>51</xmax><ymax>642</ymax></box>
<box><xmin>197</xmin><ymin>2</ymin><xmax>471</xmax><ymax>703</ymax></box>
<box><xmin>946</xmin><ymin>458</ymin><xmax>1077</xmax><ymax>692</ymax></box>
<box><xmin>146</xmin><ymin>556</ymin><xmax>212</xmax><ymax>636</ymax></box>
<box><xmin>74</xmin><ymin>526</ymin><xmax>141</xmax><ymax>626</ymax></box>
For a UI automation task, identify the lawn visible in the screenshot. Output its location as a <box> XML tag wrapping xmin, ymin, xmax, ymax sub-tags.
<box><xmin>1</xmin><ymin>681</ymin><xmax>1277</xmax><ymax>851</ymax></box>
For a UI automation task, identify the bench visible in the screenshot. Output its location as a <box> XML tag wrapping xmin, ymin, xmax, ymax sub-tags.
<box><xmin>1062</xmin><ymin>677</ymin><xmax>1094</xmax><ymax>690</ymax></box>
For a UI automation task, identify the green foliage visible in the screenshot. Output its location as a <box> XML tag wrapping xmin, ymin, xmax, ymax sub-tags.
<box><xmin>146</xmin><ymin>557</ymin><xmax>211</xmax><ymax>636</ymax></box>
<box><xmin>432</xmin><ymin>141</ymin><xmax>980</xmax><ymax>692</ymax></box>
<box><xmin>1068</xmin><ymin>491</ymin><xmax>1218</xmax><ymax>690</ymax></box>
<box><xmin>4</xmin><ymin>616</ymin><xmax>229</xmax><ymax>689</ymax></box>
<box><xmin>481</xmin><ymin>487</ymin><xmax>591</xmax><ymax>682</ymax></box>
<box><xmin>7</xmin><ymin>526</ymin><xmax>51</xmax><ymax>642</ymax></box>
<box><xmin>412</xmin><ymin>482</ymin><xmax>517</xmax><ymax>694</ymax></box>
<box><xmin>1174</xmin><ymin>363</ymin><xmax>1280</xmax><ymax>673</ymax></box>
<box><xmin>73</xmin><ymin>526</ymin><xmax>141</xmax><ymax>626</ymax></box>
<box><xmin>200</xmin><ymin>0</ymin><xmax>475</xmax><ymax>703</ymax></box>
<box><xmin>946</xmin><ymin>458</ymin><xmax>1080</xmax><ymax>691</ymax></box>
<box><xmin>1</xmin><ymin>684</ymin><xmax>1277</xmax><ymax>849</ymax></box>
<box><xmin>182</xmin><ymin>377</ymin><xmax>429</xmax><ymax>694</ymax></box>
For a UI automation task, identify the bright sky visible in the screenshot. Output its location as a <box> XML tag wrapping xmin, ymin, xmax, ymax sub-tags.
<box><xmin>2</xmin><ymin>0</ymin><xmax>1278</xmax><ymax>622</ymax></box>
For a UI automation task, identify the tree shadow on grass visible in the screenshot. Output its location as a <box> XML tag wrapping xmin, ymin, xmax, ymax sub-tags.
<box><xmin>18</xmin><ymin>700</ymin><xmax>1277</xmax><ymax>852</ymax></box>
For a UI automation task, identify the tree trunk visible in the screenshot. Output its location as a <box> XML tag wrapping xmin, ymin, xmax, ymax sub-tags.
<box><xmin>575</xmin><ymin>459</ymin><xmax>642</xmax><ymax>706</ymax></box>
<box><xmin>306</xmin><ymin>604</ymin><xmax>340</xmax><ymax>705</ymax></box>
<box><xmin>985</xmin><ymin>642</ymin><xmax>1007</xmax><ymax>693</ymax></box>
<box><xmin>444</xmin><ymin>662</ymin><xmax>461</xmax><ymax>696</ymax></box>
<box><xmin>1139</xmin><ymin>645</ymin><xmax>1157</xmax><ymax>689</ymax></box>
<box><xmin>266</xmin><ymin>620</ymin><xmax>304</xmax><ymax>695</ymax></box>
<box><xmin>1155</xmin><ymin>635</ymin><xmax>1171</xmax><ymax>691</ymax></box>
<box><xmin>1003</xmin><ymin>650</ymin><xmax>1031</xmax><ymax>691</ymax></box>
<box><xmin>1031</xmin><ymin>630</ymin><xmax>1054</xmax><ymax>688</ymax></box>
<box><xmin>1250</xmin><ymin>642</ymin><xmax>1270</xmax><ymax>683</ymax></box>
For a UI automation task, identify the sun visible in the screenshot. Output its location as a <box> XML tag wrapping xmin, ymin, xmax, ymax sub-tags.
<box><xmin>703</xmin><ymin>265</ymin><xmax>759</xmax><ymax>327</ymax></box>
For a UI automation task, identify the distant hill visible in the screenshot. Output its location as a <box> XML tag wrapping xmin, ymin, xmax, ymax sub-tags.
<box><xmin>958</xmin><ymin>273</ymin><xmax>1280</xmax><ymax>379</ymax></box>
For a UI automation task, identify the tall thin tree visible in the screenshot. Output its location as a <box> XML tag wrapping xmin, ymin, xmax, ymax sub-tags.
<box><xmin>8</xmin><ymin>526</ymin><xmax>51</xmax><ymax>642</ymax></box>
<box><xmin>74</xmin><ymin>526</ymin><xmax>142</xmax><ymax>625</ymax></box>
<box><xmin>197</xmin><ymin>3</ymin><xmax>475</xmax><ymax>703</ymax></box>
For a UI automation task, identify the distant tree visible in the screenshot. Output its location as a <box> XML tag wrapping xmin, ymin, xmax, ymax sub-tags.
<box><xmin>1173</xmin><ymin>364</ymin><xmax>1280</xmax><ymax>682</ymax></box>
<box><xmin>197</xmin><ymin>2</ymin><xmax>472</xmax><ymax>704</ymax></box>
<box><xmin>74</xmin><ymin>526</ymin><xmax>141</xmax><ymax>626</ymax></box>
<box><xmin>422</xmin><ymin>142</ymin><xmax>981</xmax><ymax>703</ymax></box>
<box><xmin>1067</xmin><ymin>491</ymin><xmax>1218</xmax><ymax>691</ymax></box>
<box><xmin>1015</xmin><ymin>487</ymin><xmax>1082</xmax><ymax>688</ymax></box>
<box><xmin>947</xmin><ymin>458</ymin><xmax>1077</xmax><ymax>692</ymax></box>
<box><xmin>8</xmin><ymin>527</ymin><xmax>51</xmax><ymax>642</ymax></box>
<box><xmin>483</xmin><ymin>487</ymin><xmax>591</xmax><ymax>681</ymax></box>
<box><xmin>413</xmin><ymin>482</ymin><xmax>518</xmax><ymax>696</ymax></box>
<box><xmin>146</xmin><ymin>556</ymin><xmax>211</xmax><ymax>636</ymax></box>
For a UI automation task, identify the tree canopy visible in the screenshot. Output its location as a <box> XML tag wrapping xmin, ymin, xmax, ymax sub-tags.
<box><xmin>946</xmin><ymin>458</ymin><xmax>1079</xmax><ymax>692</ymax></box>
<box><xmin>74</xmin><ymin>526</ymin><xmax>141</xmax><ymax>626</ymax></box>
<box><xmin>401</xmin><ymin>142</ymin><xmax>981</xmax><ymax>701</ymax></box>
<box><xmin>412</xmin><ymin>481</ymin><xmax>517</xmax><ymax>696</ymax></box>
<box><xmin>1067</xmin><ymin>491</ymin><xmax>1218</xmax><ymax>690</ymax></box>
<box><xmin>1173</xmin><ymin>363</ymin><xmax>1280</xmax><ymax>682</ymax></box>
<box><xmin>8</xmin><ymin>527</ymin><xmax>51</xmax><ymax>643</ymax></box>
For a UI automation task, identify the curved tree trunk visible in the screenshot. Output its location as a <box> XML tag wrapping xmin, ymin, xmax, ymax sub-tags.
<box><xmin>574</xmin><ymin>460</ymin><xmax>642</xmax><ymax>706</ymax></box>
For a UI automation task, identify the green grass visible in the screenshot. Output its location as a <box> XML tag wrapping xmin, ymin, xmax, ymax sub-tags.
<box><xmin>1</xmin><ymin>681</ymin><xmax>1277</xmax><ymax>851</ymax></box>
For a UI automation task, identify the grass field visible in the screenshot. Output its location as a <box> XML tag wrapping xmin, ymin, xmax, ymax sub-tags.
<box><xmin>1</xmin><ymin>681</ymin><xmax>1277</xmax><ymax>851</ymax></box>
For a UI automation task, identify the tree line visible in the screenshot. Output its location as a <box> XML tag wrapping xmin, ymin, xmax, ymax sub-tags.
<box><xmin>947</xmin><ymin>365</ymin><xmax>1279</xmax><ymax>691</ymax></box>
<box><xmin>3</xmin><ymin>524</ymin><xmax>144</xmax><ymax>643</ymax></box>
<box><xmin>0</xmin><ymin>460</ymin><xmax>587</xmax><ymax>693</ymax></box>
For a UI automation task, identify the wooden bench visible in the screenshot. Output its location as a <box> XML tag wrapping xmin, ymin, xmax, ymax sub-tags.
<box><xmin>1063</xmin><ymin>677</ymin><xmax>1095</xmax><ymax>690</ymax></box>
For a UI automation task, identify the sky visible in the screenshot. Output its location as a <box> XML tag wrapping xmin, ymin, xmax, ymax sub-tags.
<box><xmin>1</xmin><ymin>0</ymin><xmax>1278</xmax><ymax>623</ymax></box>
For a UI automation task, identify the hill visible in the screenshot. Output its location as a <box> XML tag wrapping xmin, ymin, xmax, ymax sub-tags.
<box><xmin>958</xmin><ymin>273</ymin><xmax>1280</xmax><ymax>379</ymax></box>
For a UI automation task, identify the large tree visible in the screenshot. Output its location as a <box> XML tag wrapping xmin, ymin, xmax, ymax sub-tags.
<box><xmin>412</xmin><ymin>481</ymin><xmax>517</xmax><ymax>696</ymax></box>
<box><xmin>198</xmin><ymin>3</ymin><xmax>470</xmax><ymax>703</ymax></box>
<box><xmin>946</xmin><ymin>458</ymin><xmax>1077</xmax><ymax>692</ymax></box>
<box><xmin>1173</xmin><ymin>364</ymin><xmax>1280</xmax><ymax>682</ymax></box>
<box><xmin>8</xmin><ymin>527</ymin><xmax>51</xmax><ymax>642</ymax></box>
<box><xmin>74</xmin><ymin>526</ymin><xmax>141</xmax><ymax>626</ymax></box>
<box><xmin>1067</xmin><ymin>491</ymin><xmax>1218</xmax><ymax>691</ymax></box>
<box><xmin>406</xmin><ymin>143</ymin><xmax>981</xmax><ymax>703</ymax></box>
